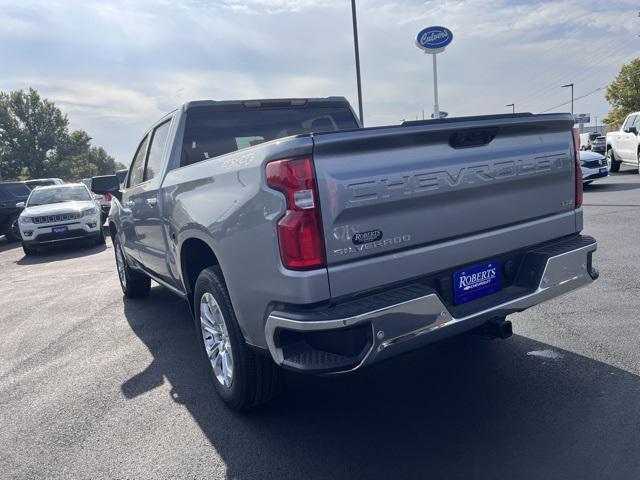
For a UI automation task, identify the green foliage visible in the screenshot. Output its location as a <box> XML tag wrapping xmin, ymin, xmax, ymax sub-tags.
<box><xmin>604</xmin><ymin>58</ymin><xmax>640</xmax><ymax>130</ymax></box>
<box><xmin>0</xmin><ymin>88</ymin><xmax>123</xmax><ymax>181</ymax></box>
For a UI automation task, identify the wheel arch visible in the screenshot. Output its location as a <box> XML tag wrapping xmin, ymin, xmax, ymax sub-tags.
<box><xmin>178</xmin><ymin>235</ymin><xmax>223</xmax><ymax>306</ymax></box>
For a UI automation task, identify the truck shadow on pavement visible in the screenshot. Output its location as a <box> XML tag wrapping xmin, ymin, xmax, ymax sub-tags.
<box><xmin>122</xmin><ymin>287</ymin><xmax>640</xmax><ymax>480</ymax></box>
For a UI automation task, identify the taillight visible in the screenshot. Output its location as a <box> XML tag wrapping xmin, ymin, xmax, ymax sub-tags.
<box><xmin>103</xmin><ymin>193</ymin><xmax>112</xmax><ymax>202</ymax></box>
<box><xmin>266</xmin><ymin>156</ymin><xmax>325</xmax><ymax>270</ymax></box>
<box><xmin>572</xmin><ymin>127</ymin><xmax>583</xmax><ymax>208</ymax></box>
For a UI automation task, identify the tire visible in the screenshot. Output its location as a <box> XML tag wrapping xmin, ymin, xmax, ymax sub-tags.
<box><xmin>4</xmin><ymin>214</ymin><xmax>21</xmax><ymax>242</ymax></box>
<box><xmin>607</xmin><ymin>147</ymin><xmax>621</xmax><ymax>172</ymax></box>
<box><xmin>194</xmin><ymin>266</ymin><xmax>282</xmax><ymax>411</ymax></box>
<box><xmin>22</xmin><ymin>243</ymin><xmax>36</xmax><ymax>256</ymax></box>
<box><xmin>113</xmin><ymin>235</ymin><xmax>150</xmax><ymax>298</ymax></box>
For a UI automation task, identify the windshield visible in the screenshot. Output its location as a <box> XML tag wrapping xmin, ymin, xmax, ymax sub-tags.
<box><xmin>0</xmin><ymin>183</ymin><xmax>31</xmax><ymax>200</ymax></box>
<box><xmin>27</xmin><ymin>185</ymin><xmax>92</xmax><ymax>206</ymax></box>
<box><xmin>116</xmin><ymin>170</ymin><xmax>128</xmax><ymax>185</ymax></box>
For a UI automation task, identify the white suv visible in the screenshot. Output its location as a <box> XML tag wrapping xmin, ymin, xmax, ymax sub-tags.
<box><xmin>18</xmin><ymin>183</ymin><xmax>105</xmax><ymax>255</ymax></box>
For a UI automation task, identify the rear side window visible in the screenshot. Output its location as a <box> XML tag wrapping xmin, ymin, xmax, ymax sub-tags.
<box><xmin>145</xmin><ymin>120</ymin><xmax>171</xmax><ymax>181</ymax></box>
<box><xmin>128</xmin><ymin>135</ymin><xmax>149</xmax><ymax>188</ymax></box>
<box><xmin>180</xmin><ymin>107</ymin><xmax>359</xmax><ymax>167</ymax></box>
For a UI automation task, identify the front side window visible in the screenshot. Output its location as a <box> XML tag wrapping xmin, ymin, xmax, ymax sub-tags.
<box><xmin>128</xmin><ymin>135</ymin><xmax>149</xmax><ymax>188</ymax></box>
<box><xmin>145</xmin><ymin>120</ymin><xmax>171</xmax><ymax>181</ymax></box>
<box><xmin>27</xmin><ymin>185</ymin><xmax>92</xmax><ymax>206</ymax></box>
<box><xmin>623</xmin><ymin>115</ymin><xmax>637</xmax><ymax>131</ymax></box>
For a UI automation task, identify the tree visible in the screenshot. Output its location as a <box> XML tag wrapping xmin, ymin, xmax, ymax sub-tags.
<box><xmin>604</xmin><ymin>58</ymin><xmax>640</xmax><ymax>130</ymax></box>
<box><xmin>0</xmin><ymin>88</ymin><xmax>122</xmax><ymax>181</ymax></box>
<box><xmin>0</xmin><ymin>88</ymin><xmax>68</xmax><ymax>179</ymax></box>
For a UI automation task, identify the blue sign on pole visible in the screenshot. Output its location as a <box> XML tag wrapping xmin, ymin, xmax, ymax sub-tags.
<box><xmin>416</xmin><ymin>26</ymin><xmax>453</xmax><ymax>51</ymax></box>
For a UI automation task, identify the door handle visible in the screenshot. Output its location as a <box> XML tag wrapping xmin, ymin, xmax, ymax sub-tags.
<box><xmin>146</xmin><ymin>198</ymin><xmax>158</xmax><ymax>207</ymax></box>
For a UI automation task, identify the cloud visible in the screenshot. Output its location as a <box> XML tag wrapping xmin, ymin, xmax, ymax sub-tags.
<box><xmin>0</xmin><ymin>0</ymin><xmax>637</xmax><ymax>163</ymax></box>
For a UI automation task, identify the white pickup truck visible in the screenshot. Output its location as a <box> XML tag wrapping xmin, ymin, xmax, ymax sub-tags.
<box><xmin>606</xmin><ymin>112</ymin><xmax>640</xmax><ymax>173</ymax></box>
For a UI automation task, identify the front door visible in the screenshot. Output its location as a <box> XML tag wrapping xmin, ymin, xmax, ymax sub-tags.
<box><xmin>132</xmin><ymin>119</ymin><xmax>174</xmax><ymax>283</ymax></box>
<box><xmin>619</xmin><ymin>115</ymin><xmax>637</xmax><ymax>162</ymax></box>
<box><xmin>120</xmin><ymin>134</ymin><xmax>150</xmax><ymax>262</ymax></box>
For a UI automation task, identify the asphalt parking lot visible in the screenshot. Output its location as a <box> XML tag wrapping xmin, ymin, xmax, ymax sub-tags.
<box><xmin>1</xmin><ymin>169</ymin><xmax>639</xmax><ymax>480</ymax></box>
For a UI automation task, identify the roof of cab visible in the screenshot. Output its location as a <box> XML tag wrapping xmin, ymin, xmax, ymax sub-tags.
<box><xmin>182</xmin><ymin>96</ymin><xmax>350</xmax><ymax>112</ymax></box>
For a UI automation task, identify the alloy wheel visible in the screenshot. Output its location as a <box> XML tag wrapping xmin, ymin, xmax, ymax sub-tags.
<box><xmin>200</xmin><ymin>292</ymin><xmax>234</xmax><ymax>388</ymax></box>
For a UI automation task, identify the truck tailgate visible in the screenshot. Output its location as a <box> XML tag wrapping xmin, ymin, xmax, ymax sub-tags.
<box><xmin>312</xmin><ymin>113</ymin><xmax>579</xmax><ymax>297</ymax></box>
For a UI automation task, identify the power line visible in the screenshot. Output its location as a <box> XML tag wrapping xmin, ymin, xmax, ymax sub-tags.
<box><xmin>514</xmin><ymin>36</ymin><xmax>638</xmax><ymax>109</ymax></box>
<box><xmin>538</xmin><ymin>86</ymin><xmax>605</xmax><ymax>113</ymax></box>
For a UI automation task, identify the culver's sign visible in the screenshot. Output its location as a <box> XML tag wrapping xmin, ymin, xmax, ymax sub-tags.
<box><xmin>416</xmin><ymin>26</ymin><xmax>453</xmax><ymax>51</ymax></box>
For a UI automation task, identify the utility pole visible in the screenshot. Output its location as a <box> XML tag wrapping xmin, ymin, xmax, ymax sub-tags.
<box><xmin>351</xmin><ymin>0</ymin><xmax>364</xmax><ymax>126</ymax></box>
<box><xmin>506</xmin><ymin>103</ymin><xmax>515</xmax><ymax>114</ymax></box>
<box><xmin>561</xmin><ymin>83</ymin><xmax>574</xmax><ymax>116</ymax></box>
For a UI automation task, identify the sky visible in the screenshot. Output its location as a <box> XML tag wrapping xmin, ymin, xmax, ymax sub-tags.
<box><xmin>0</xmin><ymin>0</ymin><xmax>638</xmax><ymax>165</ymax></box>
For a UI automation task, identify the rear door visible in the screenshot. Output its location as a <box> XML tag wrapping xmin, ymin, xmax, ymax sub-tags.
<box><xmin>133</xmin><ymin>118</ymin><xmax>173</xmax><ymax>281</ymax></box>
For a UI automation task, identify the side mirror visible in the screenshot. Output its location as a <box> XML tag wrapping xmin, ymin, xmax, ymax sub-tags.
<box><xmin>627</xmin><ymin>126</ymin><xmax>638</xmax><ymax>135</ymax></box>
<box><xmin>91</xmin><ymin>175</ymin><xmax>121</xmax><ymax>201</ymax></box>
<box><xmin>15</xmin><ymin>201</ymin><xmax>25</xmax><ymax>208</ymax></box>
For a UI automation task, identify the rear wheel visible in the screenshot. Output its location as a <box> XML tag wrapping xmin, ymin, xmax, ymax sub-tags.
<box><xmin>4</xmin><ymin>214</ymin><xmax>21</xmax><ymax>242</ymax></box>
<box><xmin>194</xmin><ymin>266</ymin><xmax>282</xmax><ymax>411</ymax></box>
<box><xmin>113</xmin><ymin>235</ymin><xmax>150</xmax><ymax>298</ymax></box>
<box><xmin>606</xmin><ymin>147</ymin><xmax>621</xmax><ymax>172</ymax></box>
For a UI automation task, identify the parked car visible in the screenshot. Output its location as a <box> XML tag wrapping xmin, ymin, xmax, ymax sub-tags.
<box><xmin>82</xmin><ymin>178</ymin><xmax>111</xmax><ymax>222</ymax></box>
<box><xmin>579</xmin><ymin>132</ymin><xmax>600</xmax><ymax>151</ymax></box>
<box><xmin>24</xmin><ymin>178</ymin><xmax>64</xmax><ymax>189</ymax></box>
<box><xmin>0</xmin><ymin>181</ymin><xmax>31</xmax><ymax>241</ymax></box>
<box><xmin>606</xmin><ymin>112</ymin><xmax>640</xmax><ymax>173</ymax></box>
<box><xmin>580</xmin><ymin>150</ymin><xmax>608</xmax><ymax>184</ymax></box>
<box><xmin>18</xmin><ymin>183</ymin><xmax>105</xmax><ymax>255</ymax></box>
<box><xmin>590</xmin><ymin>135</ymin><xmax>606</xmax><ymax>155</ymax></box>
<box><xmin>92</xmin><ymin>98</ymin><xmax>598</xmax><ymax>411</ymax></box>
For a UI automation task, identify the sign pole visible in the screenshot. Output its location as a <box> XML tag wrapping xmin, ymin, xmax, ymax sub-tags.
<box><xmin>351</xmin><ymin>0</ymin><xmax>364</xmax><ymax>126</ymax></box>
<box><xmin>416</xmin><ymin>26</ymin><xmax>452</xmax><ymax>120</ymax></box>
<box><xmin>432</xmin><ymin>53</ymin><xmax>439</xmax><ymax>119</ymax></box>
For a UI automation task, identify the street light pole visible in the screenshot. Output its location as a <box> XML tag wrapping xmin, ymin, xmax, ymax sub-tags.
<box><xmin>506</xmin><ymin>103</ymin><xmax>515</xmax><ymax>114</ymax></box>
<box><xmin>561</xmin><ymin>83</ymin><xmax>574</xmax><ymax>116</ymax></box>
<box><xmin>351</xmin><ymin>0</ymin><xmax>364</xmax><ymax>126</ymax></box>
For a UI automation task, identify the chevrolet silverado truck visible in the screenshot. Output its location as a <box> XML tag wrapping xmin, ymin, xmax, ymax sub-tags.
<box><xmin>91</xmin><ymin>97</ymin><xmax>598</xmax><ymax>410</ymax></box>
<box><xmin>606</xmin><ymin>111</ymin><xmax>640</xmax><ymax>173</ymax></box>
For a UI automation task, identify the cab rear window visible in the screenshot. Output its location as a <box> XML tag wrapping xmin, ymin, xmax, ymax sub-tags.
<box><xmin>181</xmin><ymin>107</ymin><xmax>358</xmax><ymax>167</ymax></box>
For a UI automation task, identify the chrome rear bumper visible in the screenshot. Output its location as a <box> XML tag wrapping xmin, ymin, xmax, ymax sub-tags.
<box><xmin>265</xmin><ymin>236</ymin><xmax>598</xmax><ymax>373</ymax></box>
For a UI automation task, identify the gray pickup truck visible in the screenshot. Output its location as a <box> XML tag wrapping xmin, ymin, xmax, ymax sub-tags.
<box><xmin>92</xmin><ymin>97</ymin><xmax>598</xmax><ymax>410</ymax></box>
